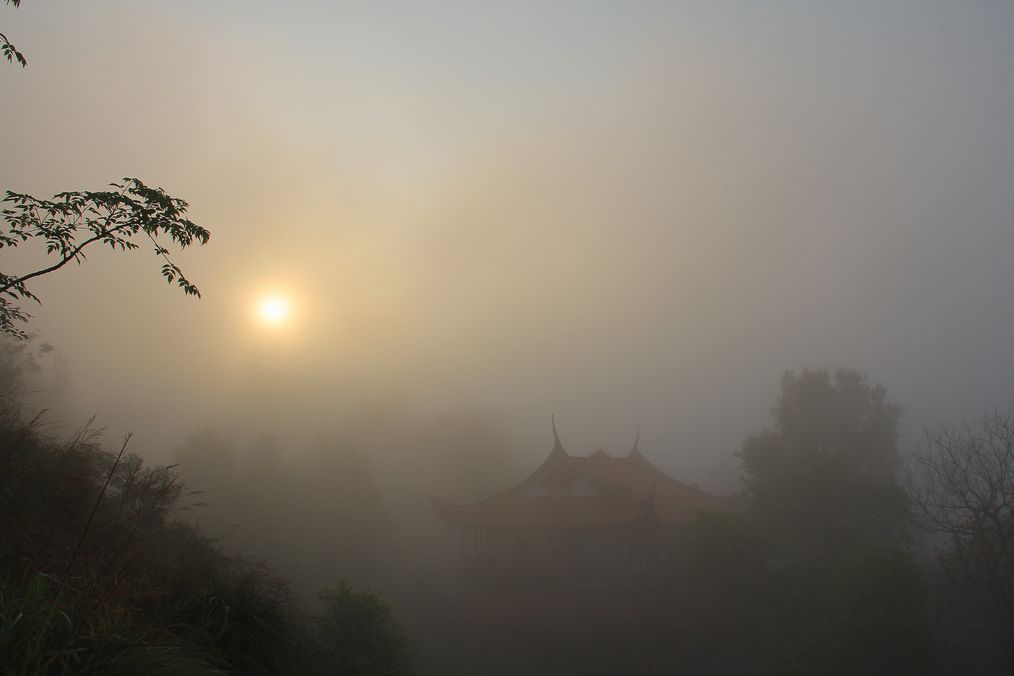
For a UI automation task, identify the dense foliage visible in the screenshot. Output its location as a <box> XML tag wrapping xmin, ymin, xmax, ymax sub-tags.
<box><xmin>740</xmin><ymin>368</ymin><xmax>909</xmax><ymax>559</ymax></box>
<box><xmin>678</xmin><ymin>370</ymin><xmax>934</xmax><ymax>675</ymax></box>
<box><xmin>315</xmin><ymin>582</ymin><xmax>415</xmax><ymax>676</ymax></box>
<box><xmin>0</xmin><ymin>374</ymin><xmax>416</xmax><ymax>675</ymax></box>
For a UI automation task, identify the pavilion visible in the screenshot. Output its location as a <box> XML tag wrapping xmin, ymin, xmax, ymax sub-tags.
<box><xmin>431</xmin><ymin>419</ymin><xmax>735</xmax><ymax>588</ymax></box>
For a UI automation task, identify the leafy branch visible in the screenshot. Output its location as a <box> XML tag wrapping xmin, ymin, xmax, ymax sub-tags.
<box><xmin>1</xmin><ymin>178</ymin><xmax>211</xmax><ymax>338</ymax></box>
<box><xmin>1</xmin><ymin>0</ymin><xmax>26</xmax><ymax>67</ymax></box>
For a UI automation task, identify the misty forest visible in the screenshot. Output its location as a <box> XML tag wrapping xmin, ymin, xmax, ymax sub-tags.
<box><xmin>2</xmin><ymin>2</ymin><xmax>1014</xmax><ymax>675</ymax></box>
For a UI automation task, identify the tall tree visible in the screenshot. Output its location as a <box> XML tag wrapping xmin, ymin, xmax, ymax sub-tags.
<box><xmin>739</xmin><ymin>368</ymin><xmax>908</xmax><ymax>559</ymax></box>
<box><xmin>725</xmin><ymin>368</ymin><xmax>930</xmax><ymax>676</ymax></box>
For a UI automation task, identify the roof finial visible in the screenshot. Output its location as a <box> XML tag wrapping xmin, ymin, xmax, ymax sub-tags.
<box><xmin>629</xmin><ymin>424</ymin><xmax>641</xmax><ymax>457</ymax></box>
<box><xmin>552</xmin><ymin>414</ymin><xmax>563</xmax><ymax>452</ymax></box>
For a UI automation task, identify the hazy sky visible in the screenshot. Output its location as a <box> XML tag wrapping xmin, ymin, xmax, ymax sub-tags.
<box><xmin>2</xmin><ymin>1</ymin><xmax>1013</xmax><ymax>489</ymax></box>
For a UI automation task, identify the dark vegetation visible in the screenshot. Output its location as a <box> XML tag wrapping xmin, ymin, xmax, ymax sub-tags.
<box><xmin>680</xmin><ymin>369</ymin><xmax>932</xmax><ymax>676</ymax></box>
<box><xmin>0</xmin><ymin>342</ymin><xmax>415</xmax><ymax>676</ymax></box>
<box><xmin>666</xmin><ymin>369</ymin><xmax>1012</xmax><ymax>676</ymax></box>
<box><xmin>909</xmin><ymin>413</ymin><xmax>1014</xmax><ymax>672</ymax></box>
<box><xmin>3</xmin><ymin>347</ymin><xmax>1013</xmax><ymax>675</ymax></box>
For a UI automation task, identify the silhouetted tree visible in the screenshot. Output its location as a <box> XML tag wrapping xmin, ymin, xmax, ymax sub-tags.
<box><xmin>740</xmin><ymin>368</ymin><xmax>909</xmax><ymax>560</ymax></box>
<box><xmin>910</xmin><ymin>412</ymin><xmax>1014</xmax><ymax>673</ymax></box>
<box><xmin>697</xmin><ymin>368</ymin><xmax>932</xmax><ymax>675</ymax></box>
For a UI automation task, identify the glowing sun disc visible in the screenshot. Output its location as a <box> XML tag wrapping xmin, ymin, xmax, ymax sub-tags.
<box><xmin>257</xmin><ymin>295</ymin><xmax>290</xmax><ymax>325</ymax></box>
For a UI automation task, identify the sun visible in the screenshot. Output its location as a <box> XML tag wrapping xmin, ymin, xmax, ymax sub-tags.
<box><xmin>257</xmin><ymin>294</ymin><xmax>290</xmax><ymax>326</ymax></box>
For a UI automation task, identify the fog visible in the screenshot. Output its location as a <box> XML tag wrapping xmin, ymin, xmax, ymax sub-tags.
<box><xmin>3</xmin><ymin>1</ymin><xmax>1014</xmax><ymax>674</ymax></box>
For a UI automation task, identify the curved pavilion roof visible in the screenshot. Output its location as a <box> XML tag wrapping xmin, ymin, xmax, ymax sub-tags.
<box><xmin>431</xmin><ymin>423</ymin><xmax>735</xmax><ymax>530</ymax></box>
